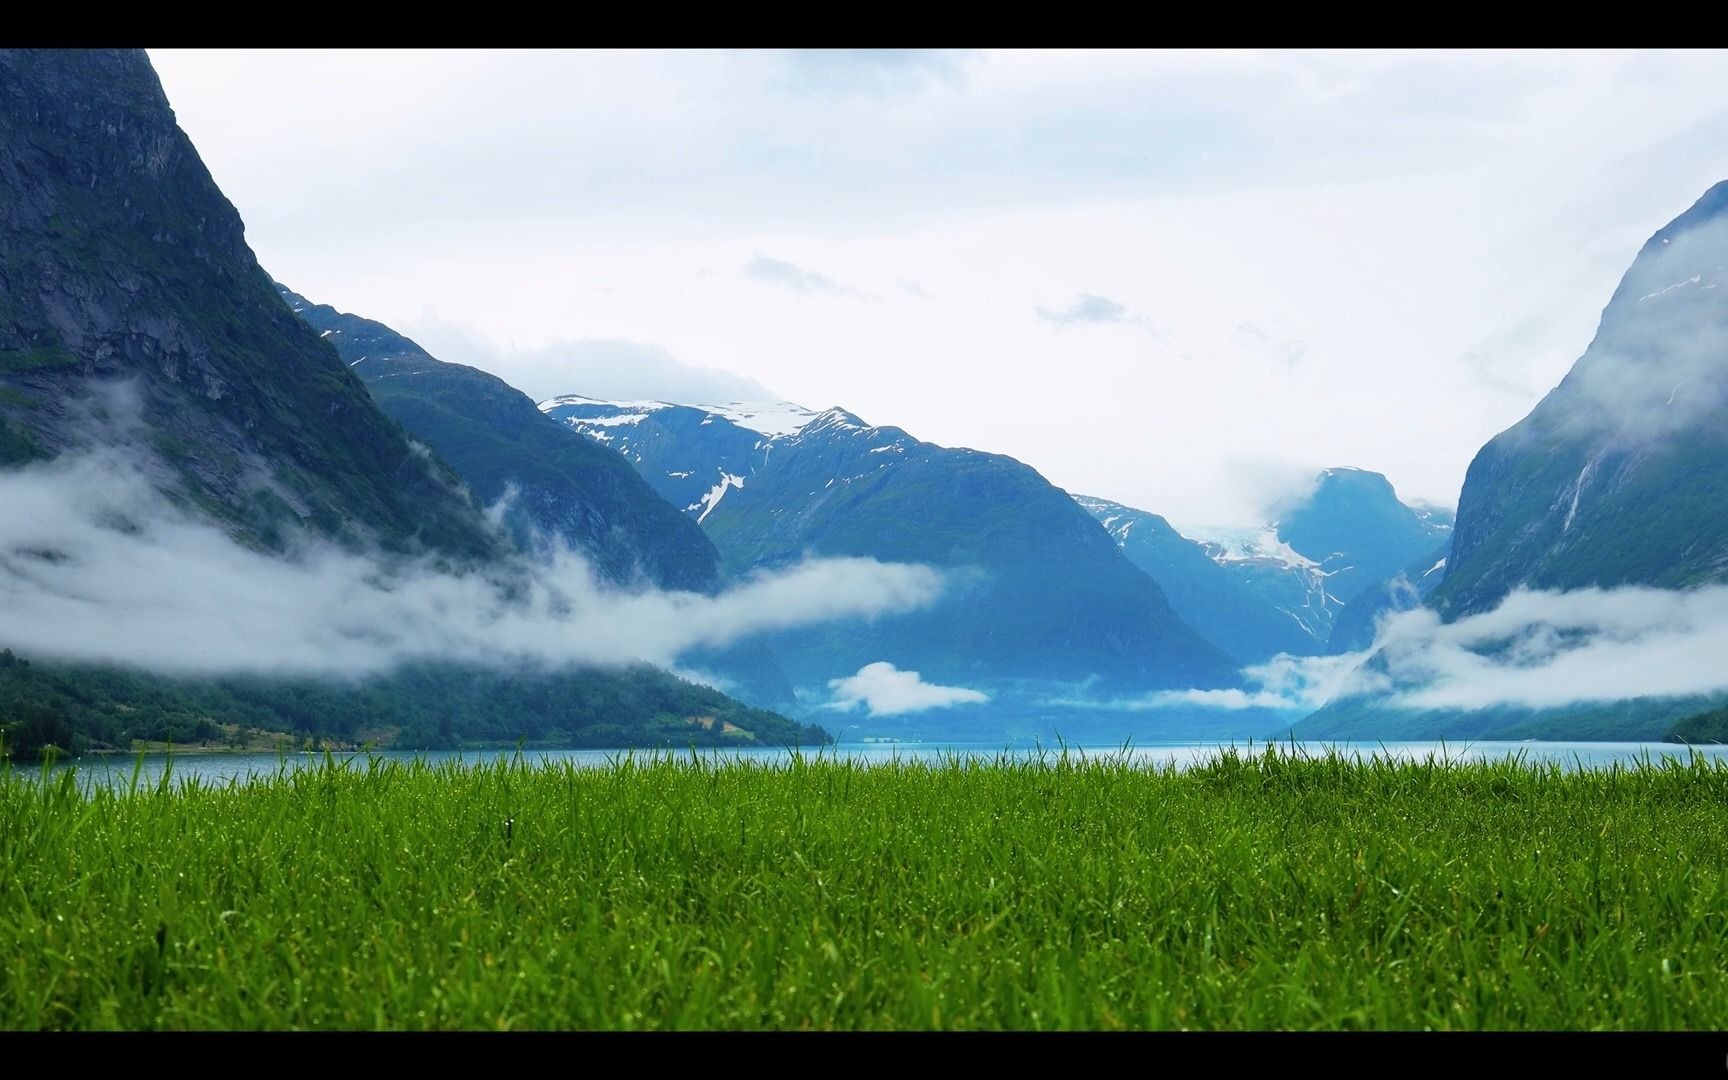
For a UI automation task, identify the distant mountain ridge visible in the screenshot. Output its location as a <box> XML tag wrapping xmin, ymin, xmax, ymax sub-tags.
<box><xmin>546</xmin><ymin>396</ymin><xmax>1241</xmax><ymax>699</ymax></box>
<box><xmin>538</xmin><ymin>395</ymin><xmax>839</xmax><ymax>524</ymax></box>
<box><xmin>1074</xmin><ymin>497</ymin><xmax>1327</xmax><ymax>664</ymax></box>
<box><xmin>1078</xmin><ymin>469</ymin><xmax>1452</xmax><ymax>663</ymax></box>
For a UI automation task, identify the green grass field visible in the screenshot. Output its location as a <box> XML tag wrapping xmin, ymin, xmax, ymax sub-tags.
<box><xmin>4</xmin><ymin>748</ymin><xmax>1728</xmax><ymax>1030</ymax></box>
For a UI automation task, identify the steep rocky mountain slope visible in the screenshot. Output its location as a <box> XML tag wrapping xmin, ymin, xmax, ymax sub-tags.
<box><xmin>1432</xmin><ymin>180</ymin><xmax>1728</xmax><ymax>617</ymax></box>
<box><xmin>0</xmin><ymin>49</ymin><xmax>498</xmax><ymax>560</ymax></box>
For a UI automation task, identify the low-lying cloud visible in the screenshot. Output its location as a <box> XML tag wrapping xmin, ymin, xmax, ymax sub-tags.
<box><xmin>1549</xmin><ymin>209</ymin><xmax>1728</xmax><ymax>442</ymax></box>
<box><xmin>1141</xmin><ymin>651</ymin><xmax>1375</xmax><ymax>713</ymax></box>
<box><xmin>825</xmin><ymin>661</ymin><xmax>989</xmax><ymax>716</ymax></box>
<box><xmin>1372</xmin><ymin>586</ymin><xmax>1728</xmax><ymax>710</ymax></box>
<box><xmin>0</xmin><ymin>452</ymin><xmax>945</xmax><ymax>680</ymax></box>
<box><xmin>1144</xmin><ymin>583</ymin><xmax>1728</xmax><ymax>715</ymax></box>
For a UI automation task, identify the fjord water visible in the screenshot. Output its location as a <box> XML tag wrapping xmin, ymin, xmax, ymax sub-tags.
<box><xmin>28</xmin><ymin>740</ymin><xmax>1728</xmax><ymax>790</ymax></box>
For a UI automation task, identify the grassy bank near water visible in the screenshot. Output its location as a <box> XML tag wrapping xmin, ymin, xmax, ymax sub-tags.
<box><xmin>4</xmin><ymin>748</ymin><xmax>1728</xmax><ymax>1029</ymax></box>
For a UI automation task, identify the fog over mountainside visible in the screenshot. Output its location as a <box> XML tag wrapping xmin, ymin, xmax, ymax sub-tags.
<box><xmin>0</xmin><ymin>49</ymin><xmax>960</xmax><ymax>751</ymax></box>
<box><xmin>8</xmin><ymin>48</ymin><xmax>1728</xmax><ymax>750</ymax></box>
<box><xmin>1433</xmin><ymin>181</ymin><xmax>1728</xmax><ymax>617</ymax></box>
<box><xmin>1273</xmin><ymin>180</ymin><xmax>1728</xmax><ymax>741</ymax></box>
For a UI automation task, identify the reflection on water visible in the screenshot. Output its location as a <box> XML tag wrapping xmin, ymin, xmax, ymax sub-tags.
<box><xmin>12</xmin><ymin>740</ymin><xmax>1728</xmax><ymax>790</ymax></box>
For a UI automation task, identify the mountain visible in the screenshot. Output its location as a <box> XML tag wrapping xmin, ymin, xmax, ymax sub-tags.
<box><xmin>539</xmin><ymin>396</ymin><xmax>819</xmax><ymax>522</ymax></box>
<box><xmin>1431</xmin><ymin>179</ymin><xmax>1728</xmax><ymax>617</ymax></box>
<box><xmin>1324</xmin><ymin>540</ymin><xmax>1452</xmax><ymax>653</ymax></box>
<box><xmin>0</xmin><ymin>49</ymin><xmax>810</xmax><ymax>748</ymax></box>
<box><xmin>278</xmin><ymin>286</ymin><xmax>721</xmax><ymax>593</ymax></box>
<box><xmin>1079</xmin><ymin>469</ymin><xmax>1453</xmax><ymax>662</ymax></box>
<box><xmin>544</xmin><ymin>397</ymin><xmax>1240</xmax><ymax>700</ymax></box>
<box><xmin>1074</xmin><ymin>496</ymin><xmax>1325</xmax><ymax>664</ymax></box>
<box><xmin>1271</xmin><ymin>467</ymin><xmax>1454</xmax><ymax>608</ymax></box>
<box><xmin>279</xmin><ymin>288</ymin><xmax>795</xmax><ymax>706</ymax></box>
<box><xmin>0</xmin><ymin>49</ymin><xmax>499</xmax><ymax>561</ymax></box>
<box><xmin>1297</xmin><ymin>180</ymin><xmax>1728</xmax><ymax>741</ymax></box>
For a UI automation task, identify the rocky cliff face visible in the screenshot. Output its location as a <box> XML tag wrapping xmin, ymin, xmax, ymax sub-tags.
<box><xmin>1433</xmin><ymin>179</ymin><xmax>1728</xmax><ymax>617</ymax></box>
<box><xmin>0</xmin><ymin>49</ymin><xmax>499</xmax><ymax>559</ymax></box>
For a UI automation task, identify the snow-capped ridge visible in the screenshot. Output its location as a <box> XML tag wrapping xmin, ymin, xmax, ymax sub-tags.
<box><xmin>538</xmin><ymin>395</ymin><xmax>837</xmax><ymax>440</ymax></box>
<box><xmin>1175</xmin><ymin>524</ymin><xmax>1325</xmax><ymax>573</ymax></box>
<box><xmin>695</xmin><ymin>401</ymin><xmax>825</xmax><ymax>438</ymax></box>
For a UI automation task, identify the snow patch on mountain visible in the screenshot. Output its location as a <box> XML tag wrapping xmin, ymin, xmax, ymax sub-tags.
<box><xmin>1177</xmin><ymin>524</ymin><xmax>1325</xmax><ymax>573</ymax></box>
<box><xmin>1638</xmin><ymin>274</ymin><xmax>1704</xmax><ymax>302</ymax></box>
<box><xmin>537</xmin><ymin>395</ymin><xmax>840</xmax><ymax>440</ymax></box>
<box><xmin>539</xmin><ymin>394</ymin><xmax>671</xmax><ymax>415</ymax></box>
<box><xmin>693</xmin><ymin>472</ymin><xmax>745</xmax><ymax>524</ymax></box>
<box><xmin>697</xmin><ymin>401</ymin><xmax>823</xmax><ymax>438</ymax></box>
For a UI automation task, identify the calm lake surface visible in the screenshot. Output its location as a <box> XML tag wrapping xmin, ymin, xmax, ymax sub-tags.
<box><xmin>15</xmin><ymin>740</ymin><xmax>1728</xmax><ymax>789</ymax></box>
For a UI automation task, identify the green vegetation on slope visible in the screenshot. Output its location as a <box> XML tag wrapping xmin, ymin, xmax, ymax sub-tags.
<box><xmin>1290</xmin><ymin>690</ymin><xmax>1728</xmax><ymax>744</ymax></box>
<box><xmin>6</xmin><ymin>749</ymin><xmax>1728</xmax><ymax>1030</ymax></box>
<box><xmin>280</xmin><ymin>286</ymin><xmax>724</xmax><ymax>593</ymax></box>
<box><xmin>0</xmin><ymin>650</ymin><xmax>827</xmax><ymax>761</ymax></box>
<box><xmin>1667</xmin><ymin>703</ymin><xmax>1728</xmax><ymax>744</ymax></box>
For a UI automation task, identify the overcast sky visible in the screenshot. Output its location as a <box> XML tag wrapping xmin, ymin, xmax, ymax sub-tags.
<box><xmin>149</xmin><ymin>48</ymin><xmax>1728</xmax><ymax>526</ymax></box>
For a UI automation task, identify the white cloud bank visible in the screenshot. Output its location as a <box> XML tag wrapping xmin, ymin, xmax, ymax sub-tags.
<box><xmin>0</xmin><ymin>452</ymin><xmax>944</xmax><ymax>680</ymax></box>
<box><xmin>1134</xmin><ymin>584</ymin><xmax>1728</xmax><ymax>715</ymax></box>
<box><xmin>825</xmin><ymin>661</ymin><xmax>989</xmax><ymax>716</ymax></box>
